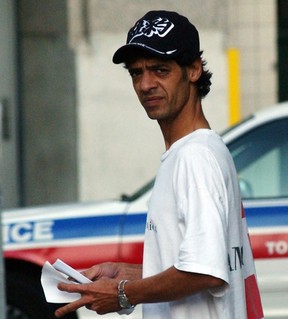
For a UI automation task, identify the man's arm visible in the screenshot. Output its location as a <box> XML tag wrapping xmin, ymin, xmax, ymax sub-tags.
<box><xmin>126</xmin><ymin>266</ymin><xmax>225</xmax><ymax>305</ymax></box>
<box><xmin>55</xmin><ymin>265</ymin><xmax>225</xmax><ymax>317</ymax></box>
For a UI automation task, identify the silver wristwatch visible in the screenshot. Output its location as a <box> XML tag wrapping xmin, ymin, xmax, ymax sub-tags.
<box><xmin>118</xmin><ymin>280</ymin><xmax>134</xmax><ymax>309</ymax></box>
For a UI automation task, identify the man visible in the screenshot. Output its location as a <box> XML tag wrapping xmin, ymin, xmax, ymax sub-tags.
<box><xmin>55</xmin><ymin>10</ymin><xmax>263</xmax><ymax>319</ymax></box>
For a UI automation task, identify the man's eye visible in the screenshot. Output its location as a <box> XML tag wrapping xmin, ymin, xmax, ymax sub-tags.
<box><xmin>155</xmin><ymin>68</ymin><xmax>169</xmax><ymax>75</ymax></box>
<box><xmin>129</xmin><ymin>70</ymin><xmax>141</xmax><ymax>78</ymax></box>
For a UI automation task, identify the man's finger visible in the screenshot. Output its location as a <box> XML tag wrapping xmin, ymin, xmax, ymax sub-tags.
<box><xmin>81</xmin><ymin>265</ymin><xmax>101</xmax><ymax>280</ymax></box>
<box><xmin>57</xmin><ymin>282</ymin><xmax>89</xmax><ymax>293</ymax></box>
<box><xmin>55</xmin><ymin>299</ymin><xmax>86</xmax><ymax>318</ymax></box>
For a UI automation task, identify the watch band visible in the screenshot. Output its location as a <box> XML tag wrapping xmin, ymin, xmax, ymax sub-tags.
<box><xmin>118</xmin><ymin>280</ymin><xmax>134</xmax><ymax>310</ymax></box>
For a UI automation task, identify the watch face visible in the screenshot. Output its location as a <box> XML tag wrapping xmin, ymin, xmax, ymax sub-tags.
<box><xmin>118</xmin><ymin>280</ymin><xmax>133</xmax><ymax>309</ymax></box>
<box><xmin>119</xmin><ymin>294</ymin><xmax>131</xmax><ymax>308</ymax></box>
<box><xmin>119</xmin><ymin>296</ymin><xmax>130</xmax><ymax>308</ymax></box>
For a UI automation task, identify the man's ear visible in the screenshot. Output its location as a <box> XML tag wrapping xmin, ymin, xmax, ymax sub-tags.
<box><xmin>188</xmin><ymin>58</ymin><xmax>202</xmax><ymax>83</ymax></box>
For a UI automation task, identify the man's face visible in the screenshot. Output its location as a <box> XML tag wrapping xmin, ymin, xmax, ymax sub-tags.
<box><xmin>127</xmin><ymin>57</ymin><xmax>193</xmax><ymax>121</ymax></box>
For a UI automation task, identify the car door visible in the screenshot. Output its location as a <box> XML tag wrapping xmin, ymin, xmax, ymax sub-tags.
<box><xmin>227</xmin><ymin>116</ymin><xmax>288</xmax><ymax>318</ymax></box>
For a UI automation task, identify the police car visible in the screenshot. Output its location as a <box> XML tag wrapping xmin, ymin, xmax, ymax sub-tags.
<box><xmin>3</xmin><ymin>102</ymin><xmax>288</xmax><ymax>319</ymax></box>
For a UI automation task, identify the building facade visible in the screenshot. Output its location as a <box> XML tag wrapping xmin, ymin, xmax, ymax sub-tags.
<box><xmin>0</xmin><ymin>0</ymin><xmax>278</xmax><ymax>208</ymax></box>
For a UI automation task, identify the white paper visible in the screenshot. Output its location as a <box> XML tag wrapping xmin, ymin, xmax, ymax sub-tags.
<box><xmin>41</xmin><ymin>261</ymin><xmax>83</xmax><ymax>303</ymax></box>
<box><xmin>53</xmin><ymin>259</ymin><xmax>92</xmax><ymax>284</ymax></box>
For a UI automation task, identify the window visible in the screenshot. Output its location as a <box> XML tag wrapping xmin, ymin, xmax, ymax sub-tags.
<box><xmin>227</xmin><ymin>118</ymin><xmax>288</xmax><ymax>199</ymax></box>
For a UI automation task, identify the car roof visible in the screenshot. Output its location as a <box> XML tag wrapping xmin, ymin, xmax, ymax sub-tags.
<box><xmin>222</xmin><ymin>101</ymin><xmax>288</xmax><ymax>143</ymax></box>
<box><xmin>252</xmin><ymin>101</ymin><xmax>288</xmax><ymax>119</ymax></box>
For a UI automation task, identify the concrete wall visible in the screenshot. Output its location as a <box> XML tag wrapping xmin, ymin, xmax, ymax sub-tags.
<box><xmin>18</xmin><ymin>0</ymin><xmax>78</xmax><ymax>206</ymax></box>
<box><xmin>0</xmin><ymin>0</ymin><xmax>19</xmax><ymax>208</ymax></box>
<box><xmin>68</xmin><ymin>0</ymin><xmax>230</xmax><ymax>200</ymax></box>
<box><xmin>2</xmin><ymin>0</ymin><xmax>277</xmax><ymax>207</ymax></box>
<box><xmin>227</xmin><ymin>0</ymin><xmax>277</xmax><ymax>117</ymax></box>
<box><xmin>67</xmin><ymin>0</ymin><xmax>277</xmax><ymax>201</ymax></box>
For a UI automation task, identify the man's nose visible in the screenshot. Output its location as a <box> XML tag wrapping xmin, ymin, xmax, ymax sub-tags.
<box><xmin>140</xmin><ymin>71</ymin><xmax>157</xmax><ymax>92</ymax></box>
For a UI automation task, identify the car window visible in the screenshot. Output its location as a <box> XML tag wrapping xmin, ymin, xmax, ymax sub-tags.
<box><xmin>227</xmin><ymin>118</ymin><xmax>288</xmax><ymax>199</ymax></box>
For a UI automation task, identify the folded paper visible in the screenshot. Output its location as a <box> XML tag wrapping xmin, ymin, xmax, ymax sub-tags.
<box><xmin>41</xmin><ymin>261</ymin><xmax>83</xmax><ymax>303</ymax></box>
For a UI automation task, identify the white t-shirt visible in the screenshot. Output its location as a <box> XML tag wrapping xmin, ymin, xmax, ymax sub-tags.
<box><xmin>142</xmin><ymin>129</ymin><xmax>263</xmax><ymax>319</ymax></box>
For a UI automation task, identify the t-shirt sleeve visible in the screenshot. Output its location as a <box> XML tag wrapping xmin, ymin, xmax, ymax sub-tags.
<box><xmin>173</xmin><ymin>145</ymin><xmax>230</xmax><ymax>288</ymax></box>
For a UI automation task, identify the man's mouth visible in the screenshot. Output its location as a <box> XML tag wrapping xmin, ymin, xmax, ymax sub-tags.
<box><xmin>142</xmin><ymin>96</ymin><xmax>163</xmax><ymax>107</ymax></box>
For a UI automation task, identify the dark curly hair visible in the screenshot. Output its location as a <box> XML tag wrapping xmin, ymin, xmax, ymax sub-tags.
<box><xmin>175</xmin><ymin>51</ymin><xmax>212</xmax><ymax>98</ymax></box>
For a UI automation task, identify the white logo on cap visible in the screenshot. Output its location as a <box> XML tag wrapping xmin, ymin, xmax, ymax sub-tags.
<box><xmin>129</xmin><ymin>17</ymin><xmax>174</xmax><ymax>43</ymax></box>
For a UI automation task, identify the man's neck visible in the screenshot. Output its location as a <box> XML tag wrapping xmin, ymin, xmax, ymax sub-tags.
<box><xmin>159</xmin><ymin>101</ymin><xmax>210</xmax><ymax>150</ymax></box>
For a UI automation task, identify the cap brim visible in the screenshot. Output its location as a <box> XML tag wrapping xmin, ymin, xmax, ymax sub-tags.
<box><xmin>113</xmin><ymin>44</ymin><xmax>136</xmax><ymax>64</ymax></box>
<box><xmin>112</xmin><ymin>43</ymin><xmax>178</xmax><ymax>64</ymax></box>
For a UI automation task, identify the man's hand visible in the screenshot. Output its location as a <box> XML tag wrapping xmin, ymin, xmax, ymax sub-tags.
<box><xmin>55</xmin><ymin>262</ymin><xmax>142</xmax><ymax>317</ymax></box>
<box><xmin>81</xmin><ymin>262</ymin><xmax>142</xmax><ymax>281</ymax></box>
<box><xmin>55</xmin><ymin>277</ymin><xmax>120</xmax><ymax>318</ymax></box>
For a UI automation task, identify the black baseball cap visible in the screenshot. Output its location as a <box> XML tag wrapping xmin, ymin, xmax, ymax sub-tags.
<box><xmin>113</xmin><ymin>10</ymin><xmax>200</xmax><ymax>64</ymax></box>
